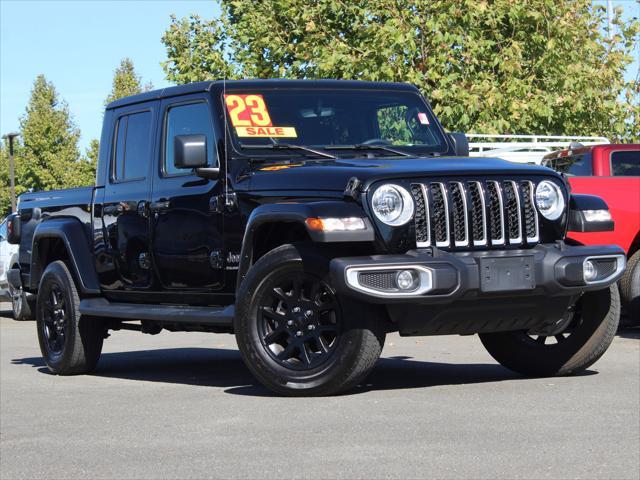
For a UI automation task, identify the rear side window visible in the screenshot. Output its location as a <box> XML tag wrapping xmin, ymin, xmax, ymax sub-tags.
<box><xmin>112</xmin><ymin>111</ymin><xmax>152</xmax><ymax>182</ymax></box>
<box><xmin>611</xmin><ymin>150</ymin><xmax>640</xmax><ymax>176</ymax></box>
<box><xmin>551</xmin><ymin>153</ymin><xmax>592</xmax><ymax>176</ymax></box>
<box><xmin>164</xmin><ymin>102</ymin><xmax>215</xmax><ymax>176</ymax></box>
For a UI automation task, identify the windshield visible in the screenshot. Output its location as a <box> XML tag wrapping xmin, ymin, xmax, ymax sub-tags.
<box><xmin>223</xmin><ymin>89</ymin><xmax>449</xmax><ymax>158</ymax></box>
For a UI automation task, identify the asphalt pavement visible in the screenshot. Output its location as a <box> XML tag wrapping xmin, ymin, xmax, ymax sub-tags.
<box><xmin>1</xmin><ymin>302</ymin><xmax>638</xmax><ymax>480</ymax></box>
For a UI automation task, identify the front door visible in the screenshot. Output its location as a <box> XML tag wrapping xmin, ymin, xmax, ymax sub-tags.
<box><xmin>150</xmin><ymin>96</ymin><xmax>225</xmax><ymax>291</ymax></box>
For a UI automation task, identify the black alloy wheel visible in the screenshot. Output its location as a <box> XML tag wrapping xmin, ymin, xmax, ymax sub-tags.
<box><xmin>257</xmin><ymin>272</ymin><xmax>340</xmax><ymax>371</ymax></box>
<box><xmin>234</xmin><ymin>244</ymin><xmax>386</xmax><ymax>396</ymax></box>
<box><xmin>40</xmin><ymin>283</ymin><xmax>68</xmax><ymax>357</ymax></box>
<box><xmin>36</xmin><ymin>261</ymin><xmax>104</xmax><ymax>375</ymax></box>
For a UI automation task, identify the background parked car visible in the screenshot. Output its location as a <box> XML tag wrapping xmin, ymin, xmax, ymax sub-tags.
<box><xmin>0</xmin><ymin>218</ymin><xmax>19</xmax><ymax>301</ymax></box>
<box><xmin>542</xmin><ymin>144</ymin><xmax>640</xmax><ymax>321</ymax></box>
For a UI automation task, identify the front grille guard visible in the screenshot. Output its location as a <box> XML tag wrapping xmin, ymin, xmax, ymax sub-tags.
<box><xmin>411</xmin><ymin>179</ymin><xmax>540</xmax><ymax>250</ymax></box>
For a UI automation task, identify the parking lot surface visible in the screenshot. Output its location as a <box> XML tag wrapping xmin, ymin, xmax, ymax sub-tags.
<box><xmin>1</xmin><ymin>303</ymin><xmax>638</xmax><ymax>480</ymax></box>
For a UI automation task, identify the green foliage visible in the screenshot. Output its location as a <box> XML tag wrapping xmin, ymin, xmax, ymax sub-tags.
<box><xmin>105</xmin><ymin>58</ymin><xmax>153</xmax><ymax>105</ymax></box>
<box><xmin>84</xmin><ymin>138</ymin><xmax>100</xmax><ymax>169</ymax></box>
<box><xmin>161</xmin><ymin>14</ymin><xmax>237</xmax><ymax>83</ymax></box>
<box><xmin>162</xmin><ymin>0</ymin><xmax>640</xmax><ymax>141</ymax></box>
<box><xmin>0</xmin><ymin>75</ymin><xmax>95</xmax><ymax>216</ymax></box>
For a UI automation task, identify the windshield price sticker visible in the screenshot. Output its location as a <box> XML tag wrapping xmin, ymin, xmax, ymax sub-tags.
<box><xmin>225</xmin><ymin>94</ymin><xmax>297</xmax><ymax>138</ymax></box>
<box><xmin>418</xmin><ymin>112</ymin><xmax>430</xmax><ymax>125</ymax></box>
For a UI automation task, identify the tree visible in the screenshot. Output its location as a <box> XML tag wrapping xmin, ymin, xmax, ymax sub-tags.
<box><xmin>0</xmin><ymin>75</ymin><xmax>96</xmax><ymax>215</ymax></box>
<box><xmin>0</xmin><ymin>142</ymin><xmax>12</xmax><ymax>216</ymax></box>
<box><xmin>105</xmin><ymin>58</ymin><xmax>153</xmax><ymax>105</ymax></box>
<box><xmin>84</xmin><ymin>138</ymin><xmax>100</xmax><ymax>169</ymax></box>
<box><xmin>161</xmin><ymin>0</ymin><xmax>640</xmax><ymax>141</ymax></box>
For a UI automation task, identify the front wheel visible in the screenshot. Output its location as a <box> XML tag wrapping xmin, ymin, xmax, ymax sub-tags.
<box><xmin>36</xmin><ymin>261</ymin><xmax>104</xmax><ymax>375</ymax></box>
<box><xmin>234</xmin><ymin>244</ymin><xmax>386</xmax><ymax>396</ymax></box>
<box><xmin>480</xmin><ymin>285</ymin><xmax>620</xmax><ymax>377</ymax></box>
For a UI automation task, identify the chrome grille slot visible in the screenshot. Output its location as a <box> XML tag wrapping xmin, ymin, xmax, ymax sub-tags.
<box><xmin>411</xmin><ymin>178</ymin><xmax>539</xmax><ymax>250</ymax></box>
<box><xmin>411</xmin><ymin>184</ymin><xmax>430</xmax><ymax>247</ymax></box>
<box><xmin>430</xmin><ymin>182</ymin><xmax>450</xmax><ymax>247</ymax></box>
<box><xmin>467</xmin><ymin>181</ymin><xmax>487</xmax><ymax>246</ymax></box>
<box><xmin>487</xmin><ymin>181</ymin><xmax>505</xmax><ymax>245</ymax></box>
<box><xmin>520</xmin><ymin>181</ymin><xmax>539</xmax><ymax>243</ymax></box>
<box><xmin>449</xmin><ymin>182</ymin><xmax>468</xmax><ymax>247</ymax></box>
<box><xmin>503</xmin><ymin>181</ymin><xmax>522</xmax><ymax>244</ymax></box>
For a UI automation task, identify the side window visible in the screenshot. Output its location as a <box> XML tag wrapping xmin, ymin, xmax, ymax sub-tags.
<box><xmin>611</xmin><ymin>151</ymin><xmax>640</xmax><ymax>177</ymax></box>
<box><xmin>164</xmin><ymin>102</ymin><xmax>215</xmax><ymax>176</ymax></box>
<box><xmin>0</xmin><ymin>221</ymin><xmax>6</xmax><ymax>240</ymax></box>
<box><xmin>112</xmin><ymin>111</ymin><xmax>152</xmax><ymax>182</ymax></box>
<box><xmin>553</xmin><ymin>154</ymin><xmax>592</xmax><ymax>176</ymax></box>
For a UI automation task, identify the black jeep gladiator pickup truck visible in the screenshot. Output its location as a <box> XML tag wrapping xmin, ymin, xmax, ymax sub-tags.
<box><xmin>6</xmin><ymin>79</ymin><xmax>626</xmax><ymax>395</ymax></box>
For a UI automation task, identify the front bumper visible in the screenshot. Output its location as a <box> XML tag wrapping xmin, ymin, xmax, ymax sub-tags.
<box><xmin>330</xmin><ymin>243</ymin><xmax>626</xmax><ymax>336</ymax></box>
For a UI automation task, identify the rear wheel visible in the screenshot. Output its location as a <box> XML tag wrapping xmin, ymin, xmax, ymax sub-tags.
<box><xmin>235</xmin><ymin>244</ymin><xmax>386</xmax><ymax>396</ymax></box>
<box><xmin>480</xmin><ymin>285</ymin><xmax>620</xmax><ymax>377</ymax></box>
<box><xmin>620</xmin><ymin>250</ymin><xmax>640</xmax><ymax>324</ymax></box>
<box><xmin>36</xmin><ymin>261</ymin><xmax>104</xmax><ymax>375</ymax></box>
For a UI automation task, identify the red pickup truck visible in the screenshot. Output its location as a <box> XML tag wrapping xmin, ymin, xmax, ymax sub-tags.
<box><xmin>542</xmin><ymin>144</ymin><xmax>640</xmax><ymax>320</ymax></box>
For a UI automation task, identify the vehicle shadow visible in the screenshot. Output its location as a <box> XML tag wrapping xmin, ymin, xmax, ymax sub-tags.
<box><xmin>12</xmin><ymin>347</ymin><xmax>595</xmax><ymax>397</ymax></box>
<box><xmin>617</xmin><ymin>325</ymin><xmax>640</xmax><ymax>340</ymax></box>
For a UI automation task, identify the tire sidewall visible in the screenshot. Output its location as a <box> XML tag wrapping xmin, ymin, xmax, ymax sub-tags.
<box><xmin>36</xmin><ymin>261</ymin><xmax>79</xmax><ymax>372</ymax></box>
<box><xmin>480</xmin><ymin>285</ymin><xmax>620</xmax><ymax>376</ymax></box>
<box><xmin>235</xmin><ymin>245</ymin><xmax>377</xmax><ymax>394</ymax></box>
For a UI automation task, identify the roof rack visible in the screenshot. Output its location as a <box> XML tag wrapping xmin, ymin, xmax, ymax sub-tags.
<box><xmin>467</xmin><ymin>134</ymin><xmax>610</xmax><ymax>164</ymax></box>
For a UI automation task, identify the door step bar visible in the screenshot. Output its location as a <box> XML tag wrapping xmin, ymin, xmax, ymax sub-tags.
<box><xmin>79</xmin><ymin>298</ymin><xmax>234</xmax><ymax>326</ymax></box>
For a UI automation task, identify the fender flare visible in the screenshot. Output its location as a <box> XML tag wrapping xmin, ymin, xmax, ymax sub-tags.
<box><xmin>237</xmin><ymin>201</ymin><xmax>375</xmax><ymax>290</ymax></box>
<box><xmin>30</xmin><ymin>217</ymin><xmax>101</xmax><ymax>294</ymax></box>
<box><xmin>568</xmin><ymin>194</ymin><xmax>614</xmax><ymax>233</ymax></box>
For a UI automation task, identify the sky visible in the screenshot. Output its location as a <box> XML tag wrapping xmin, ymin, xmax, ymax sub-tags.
<box><xmin>1</xmin><ymin>0</ymin><xmax>638</xmax><ymax>152</ymax></box>
<box><xmin>0</xmin><ymin>0</ymin><xmax>220</xmax><ymax>151</ymax></box>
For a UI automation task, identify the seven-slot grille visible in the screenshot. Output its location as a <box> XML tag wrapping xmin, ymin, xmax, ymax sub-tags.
<box><xmin>410</xmin><ymin>179</ymin><xmax>539</xmax><ymax>249</ymax></box>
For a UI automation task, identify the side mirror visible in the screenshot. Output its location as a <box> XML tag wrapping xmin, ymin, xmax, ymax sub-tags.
<box><xmin>174</xmin><ymin>134</ymin><xmax>220</xmax><ymax>179</ymax></box>
<box><xmin>449</xmin><ymin>132</ymin><xmax>469</xmax><ymax>157</ymax></box>
<box><xmin>174</xmin><ymin>134</ymin><xmax>208</xmax><ymax>169</ymax></box>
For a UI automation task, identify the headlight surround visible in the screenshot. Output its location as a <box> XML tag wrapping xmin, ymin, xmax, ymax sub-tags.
<box><xmin>535</xmin><ymin>180</ymin><xmax>565</xmax><ymax>221</ymax></box>
<box><xmin>371</xmin><ymin>184</ymin><xmax>414</xmax><ymax>226</ymax></box>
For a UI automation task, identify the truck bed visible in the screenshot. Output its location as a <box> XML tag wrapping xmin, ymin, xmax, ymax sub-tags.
<box><xmin>18</xmin><ymin>186</ymin><xmax>94</xmax><ymax>212</ymax></box>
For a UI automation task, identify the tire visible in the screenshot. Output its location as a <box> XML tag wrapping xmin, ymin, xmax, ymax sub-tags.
<box><xmin>36</xmin><ymin>261</ymin><xmax>104</xmax><ymax>375</ymax></box>
<box><xmin>234</xmin><ymin>244</ymin><xmax>386</xmax><ymax>396</ymax></box>
<box><xmin>480</xmin><ymin>285</ymin><xmax>620</xmax><ymax>377</ymax></box>
<box><xmin>9</xmin><ymin>282</ymin><xmax>34</xmax><ymax>321</ymax></box>
<box><xmin>620</xmin><ymin>250</ymin><xmax>640</xmax><ymax>323</ymax></box>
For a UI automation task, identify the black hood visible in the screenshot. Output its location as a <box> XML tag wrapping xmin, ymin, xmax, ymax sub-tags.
<box><xmin>247</xmin><ymin>156</ymin><xmax>559</xmax><ymax>192</ymax></box>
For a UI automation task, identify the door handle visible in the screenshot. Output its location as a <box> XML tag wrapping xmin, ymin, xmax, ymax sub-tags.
<box><xmin>103</xmin><ymin>204</ymin><xmax>124</xmax><ymax>215</ymax></box>
<box><xmin>149</xmin><ymin>200</ymin><xmax>170</xmax><ymax>213</ymax></box>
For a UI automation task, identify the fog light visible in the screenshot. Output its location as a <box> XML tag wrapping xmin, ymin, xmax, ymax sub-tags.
<box><xmin>583</xmin><ymin>260</ymin><xmax>597</xmax><ymax>282</ymax></box>
<box><xmin>396</xmin><ymin>270</ymin><xmax>418</xmax><ymax>290</ymax></box>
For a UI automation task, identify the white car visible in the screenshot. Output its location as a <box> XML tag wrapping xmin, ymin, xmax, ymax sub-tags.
<box><xmin>0</xmin><ymin>218</ymin><xmax>19</xmax><ymax>301</ymax></box>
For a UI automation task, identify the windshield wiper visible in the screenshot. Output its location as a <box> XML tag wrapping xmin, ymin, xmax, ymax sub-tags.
<box><xmin>239</xmin><ymin>142</ymin><xmax>336</xmax><ymax>160</ymax></box>
<box><xmin>323</xmin><ymin>144</ymin><xmax>413</xmax><ymax>157</ymax></box>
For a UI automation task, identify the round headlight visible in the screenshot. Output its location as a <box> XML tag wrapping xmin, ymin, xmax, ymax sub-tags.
<box><xmin>535</xmin><ymin>180</ymin><xmax>565</xmax><ymax>221</ymax></box>
<box><xmin>371</xmin><ymin>184</ymin><xmax>414</xmax><ymax>226</ymax></box>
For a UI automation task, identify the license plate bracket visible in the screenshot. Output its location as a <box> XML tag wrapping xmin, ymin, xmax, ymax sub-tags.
<box><xmin>479</xmin><ymin>256</ymin><xmax>535</xmax><ymax>292</ymax></box>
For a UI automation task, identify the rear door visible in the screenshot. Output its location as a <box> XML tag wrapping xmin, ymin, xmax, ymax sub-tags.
<box><xmin>150</xmin><ymin>94</ymin><xmax>225</xmax><ymax>291</ymax></box>
<box><xmin>96</xmin><ymin>102</ymin><xmax>158</xmax><ymax>295</ymax></box>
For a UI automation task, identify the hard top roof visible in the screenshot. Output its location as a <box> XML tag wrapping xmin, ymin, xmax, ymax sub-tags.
<box><xmin>105</xmin><ymin>79</ymin><xmax>419</xmax><ymax>110</ymax></box>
